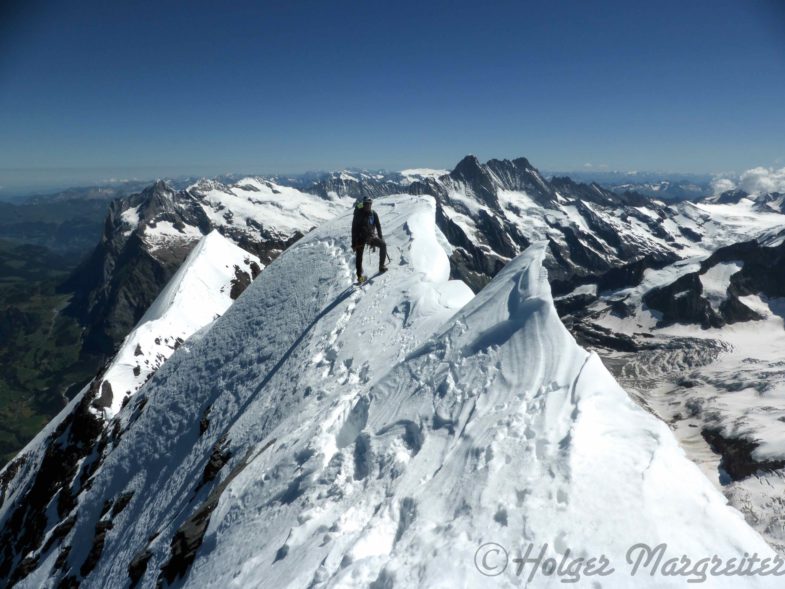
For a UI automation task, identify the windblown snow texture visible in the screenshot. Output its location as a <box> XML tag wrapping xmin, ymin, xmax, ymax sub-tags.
<box><xmin>5</xmin><ymin>194</ymin><xmax>778</xmax><ymax>588</ymax></box>
<box><xmin>94</xmin><ymin>230</ymin><xmax>262</xmax><ymax>417</ymax></box>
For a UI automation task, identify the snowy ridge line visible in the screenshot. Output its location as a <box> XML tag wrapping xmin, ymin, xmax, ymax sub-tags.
<box><xmin>92</xmin><ymin>230</ymin><xmax>262</xmax><ymax>417</ymax></box>
<box><xmin>188</xmin><ymin>232</ymin><xmax>776</xmax><ymax>586</ymax></box>
<box><xmin>2</xmin><ymin>192</ymin><xmax>781</xmax><ymax>588</ymax></box>
<box><xmin>6</xmin><ymin>194</ymin><xmax>474</xmax><ymax>588</ymax></box>
<box><xmin>335</xmin><ymin>242</ymin><xmax>776</xmax><ymax>588</ymax></box>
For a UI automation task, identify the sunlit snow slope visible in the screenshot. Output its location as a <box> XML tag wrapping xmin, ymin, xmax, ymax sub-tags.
<box><xmin>12</xmin><ymin>195</ymin><xmax>779</xmax><ymax>589</ymax></box>
<box><xmin>95</xmin><ymin>231</ymin><xmax>262</xmax><ymax>417</ymax></box>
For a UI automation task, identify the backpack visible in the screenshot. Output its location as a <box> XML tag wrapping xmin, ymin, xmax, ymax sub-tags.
<box><xmin>352</xmin><ymin>202</ymin><xmax>377</xmax><ymax>243</ymax></box>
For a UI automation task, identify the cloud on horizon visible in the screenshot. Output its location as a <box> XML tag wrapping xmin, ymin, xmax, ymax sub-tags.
<box><xmin>712</xmin><ymin>166</ymin><xmax>785</xmax><ymax>195</ymax></box>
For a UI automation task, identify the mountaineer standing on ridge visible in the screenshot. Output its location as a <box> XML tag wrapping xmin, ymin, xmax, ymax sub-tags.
<box><xmin>351</xmin><ymin>197</ymin><xmax>388</xmax><ymax>284</ymax></box>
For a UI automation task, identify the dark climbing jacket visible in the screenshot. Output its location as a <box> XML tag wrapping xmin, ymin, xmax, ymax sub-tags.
<box><xmin>351</xmin><ymin>203</ymin><xmax>383</xmax><ymax>249</ymax></box>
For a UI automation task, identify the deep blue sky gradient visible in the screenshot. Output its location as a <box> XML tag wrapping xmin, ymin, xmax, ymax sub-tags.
<box><xmin>1</xmin><ymin>0</ymin><xmax>784</xmax><ymax>192</ymax></box>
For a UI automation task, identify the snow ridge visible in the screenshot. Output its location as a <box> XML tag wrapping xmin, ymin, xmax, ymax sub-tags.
<box><xmin>6</xmin><ymin>195</ymin><xmax>780</xmax><ymax>589</ymax></box>
<box><xmin>95</xmin><ymin>231</ymin><xmax>261</xmax><ymax>417</ymax></box>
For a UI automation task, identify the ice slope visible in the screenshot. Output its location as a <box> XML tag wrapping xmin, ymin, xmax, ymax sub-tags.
<box><xmin>188</xmin><ymin>244</ymin><xmax>778</xmax><ymax>589</ymax></box>
<box><xmin>95</xmin><ymin>231</ymin><xmax>262</xmax><ymax>417</ymax></box>
<box><xmin>12</xmin><ymin>195</ymin><xmax>779</xmax><ymax>588</ymax></box>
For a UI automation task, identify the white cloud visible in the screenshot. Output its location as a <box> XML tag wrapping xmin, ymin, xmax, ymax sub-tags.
<box><xmin>738</xmin><ymin>166</ymin><xmax>785</xmax><ymax>195</ymax></box>
<box><xmin>711</xmin><ymin>177</ymin><xmax>737</xmax><ymax>195</ymax></box>
<box><xmin>712</xmin><ymin>166</ymin><xmax>785</xmax><ymax>196</ymax></box>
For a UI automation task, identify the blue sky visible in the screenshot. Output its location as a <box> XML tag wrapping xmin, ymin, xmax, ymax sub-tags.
<box><xmin>1</xmin><ymin>0</ymin><xmax>784</xmax><ymax>193</ymax></box>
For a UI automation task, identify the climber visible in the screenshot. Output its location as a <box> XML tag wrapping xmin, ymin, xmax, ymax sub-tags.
<box><xmin>351</xmin><ymin>197</ymin><xmax>388</xmax><ymax>283</ymax></box>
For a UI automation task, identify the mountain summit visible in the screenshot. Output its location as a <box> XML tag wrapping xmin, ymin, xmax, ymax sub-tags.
<box><xmin>1</xmin><ymin>193</ymin><xmax>778</xmax><ymax>588</ymax></box>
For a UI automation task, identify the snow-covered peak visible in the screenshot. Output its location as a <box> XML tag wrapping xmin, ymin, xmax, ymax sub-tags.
<box><xmin>398</xmin><ymin>168</ymin><xmax>449</xmax><ymax>184</ymax></box>
<box><xmin>189</xmin><ymin>176</ymin><xmax>353</xmax><ymax>242</ymax></box>
<box><xmin>93</xmin><ymin>230</ymin><xmax>261</xmax><ymax>417</ymax></box>
<box><xmin>190</xmin><ymin>241</ymin><xmax>775</xmax><ymax>588</ymax></box>
<box><xmin>6</xmin><ymin>193</ymin><xmax>778</xmax><ymax>588</ymax></box>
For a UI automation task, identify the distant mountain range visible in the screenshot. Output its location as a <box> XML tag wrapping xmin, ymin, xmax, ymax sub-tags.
<box><xmin>0</xmin><ymin>168</ymin><xmax>715</xmax><ymax>261</ymax></box>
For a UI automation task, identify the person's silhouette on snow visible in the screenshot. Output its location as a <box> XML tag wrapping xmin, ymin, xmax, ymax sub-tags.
<box><xmin>351</xmin><ymin>197</ymin><xmax>387</xmax><ymax>283</ymax></box>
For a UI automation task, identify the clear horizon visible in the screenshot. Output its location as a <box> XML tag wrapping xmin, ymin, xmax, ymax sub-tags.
<box><xmin>1</xmin><ymin>0</ymin><xmax>784</xmax><ymax>194</ymax></box>
<box><xmin>0</xmin><ymin>159</ymin><xmax>721</xmax><ymax>198</ymax></box>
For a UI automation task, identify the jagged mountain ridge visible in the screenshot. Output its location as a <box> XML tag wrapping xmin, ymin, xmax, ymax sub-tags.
<box><xmin>49</xmin><ymin>154</ymin><xmax>779</xmax><ymax>449</ymax></box>
<box><xmin>68</xmin><ymin>153</ymin><xmax>733</xmax><ymax>358</ymax></box>
<box><xmin>302</xmin><ymin>155</ymin><xmax>699</xmax><ymax>293</ymax></box>
<box><xmin>1</xmin><ymin>195</ymin><xmax>779</xmax><ymax>588</ymax></box>
<box><xmin>704</xmin><ymin>188</ymin><xmax>785</xmax><ymax>213</ymax></box>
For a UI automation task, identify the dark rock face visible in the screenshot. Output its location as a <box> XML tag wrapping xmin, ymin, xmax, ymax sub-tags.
<box><xmin>200</xmin><ymin>435</ymin><xmax>231</xmax><ymax>488</ymax></box>
<box><xmin>57</xmin><ymin>179</ymin><xmax>277</xmax><ymax>364</ymax></box>
<box><xmin>128</xmin><ymin>548</ymin><xmax>153</xmax><ymax>587</ymax></box>
<box><xmin>0</xmin><ymin>455</ymin><xmax>26</xmax><ymax>510</ymax></box>
<box><xmin>714</xmin><ymin>189</ymin><xmax>749</xmax><ymax>205</ymax></box>
<box><xmin>644</xmin><ymin>273</ymin><xmax>723</xmax><ymax>329</ymax></box>
<box><xmin>762</xmin><ymin>192</ymin><xmax>785</xmax><ymax>214</ymax></box>
<box><xmin>596</xmin><ymin>255</ymin><xmax>673</xmax><ymax>293</ymax></box>
<box><xmin>679</xmin><ymin>225</ymin><xmax>702</xmax><ymax>242</ymax></box>
<box><xmin>229</xmin><ymin>265</ymin><xmax>253</xmax><ymax>300</ymax></box>
<box><xmin>445</xmin><ymin>155</ymin><xmax>559</xmax><ymax>213</ymax></box>
<box><xmin>59</xmin><ymin>184</ymin><xmax>202</xmax><ymax>358</ymax></box>
<box><xmin>199</xmin><ymin>405</ymin><xmax>211</xmax><ymax>435</ymax></box>
<box><xmin>80</xmin><ymin>520</ymin><xmax>114</xmax><ymax>577</ymax></box>
<box><xmin>722</xmin><ymin>241</ymin><xmax>785</xmax><ymax>299</ymax></box>
<box><xmin>568</xmin><ymin>320</ymin><xmax>639</xmax><ymax>352</ymax></box>
<box><xmin>93</xmin><ymin>380</ymin><xmax>114</xmax><ymax>410</ymax></box>
<box><xmin>702</xmin><ymin>428</ymin><xmax>785</xmax><ymax>483</ymax></box>
<box><xmin>449</xmin><ymin>155</ymin><xmax>504</xmax><ymax>209</ymax></box>
<box><xmin>644</xmin><ymin>238</ymin><xmax>785</xmax><ymax>328</ymax></box>
<box><xmin>159</xmin><ymin>496</ymin><xmax>219</xmax><ymax>585</ymax></box>
<box><xmin>110</xmin><ymin>491</ymin><xmax>134</xmax><ymax>517</ymax></box>
<box><xmin>158</xmin><ymin>439</ymin><xmax>276</xmax><ymax>585</ymax></box>
<box><xmin>719</xmin><ymin>294</ymin><xmax>763</xmax><ymax>324</ymax></box>
<box><xmin>0</xmin><ymin>387</ymin><xmax>103</xmax><ymax>585</ymax></box>
<box><xmin>554</xmin><ymin>293</ymin><xmax>598</xmax><ymax>317</ymax></box>
<box><xmin>236</xmin><ymin>229</ymin><xmax>303</xmax><ymax>267</ymax></box>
